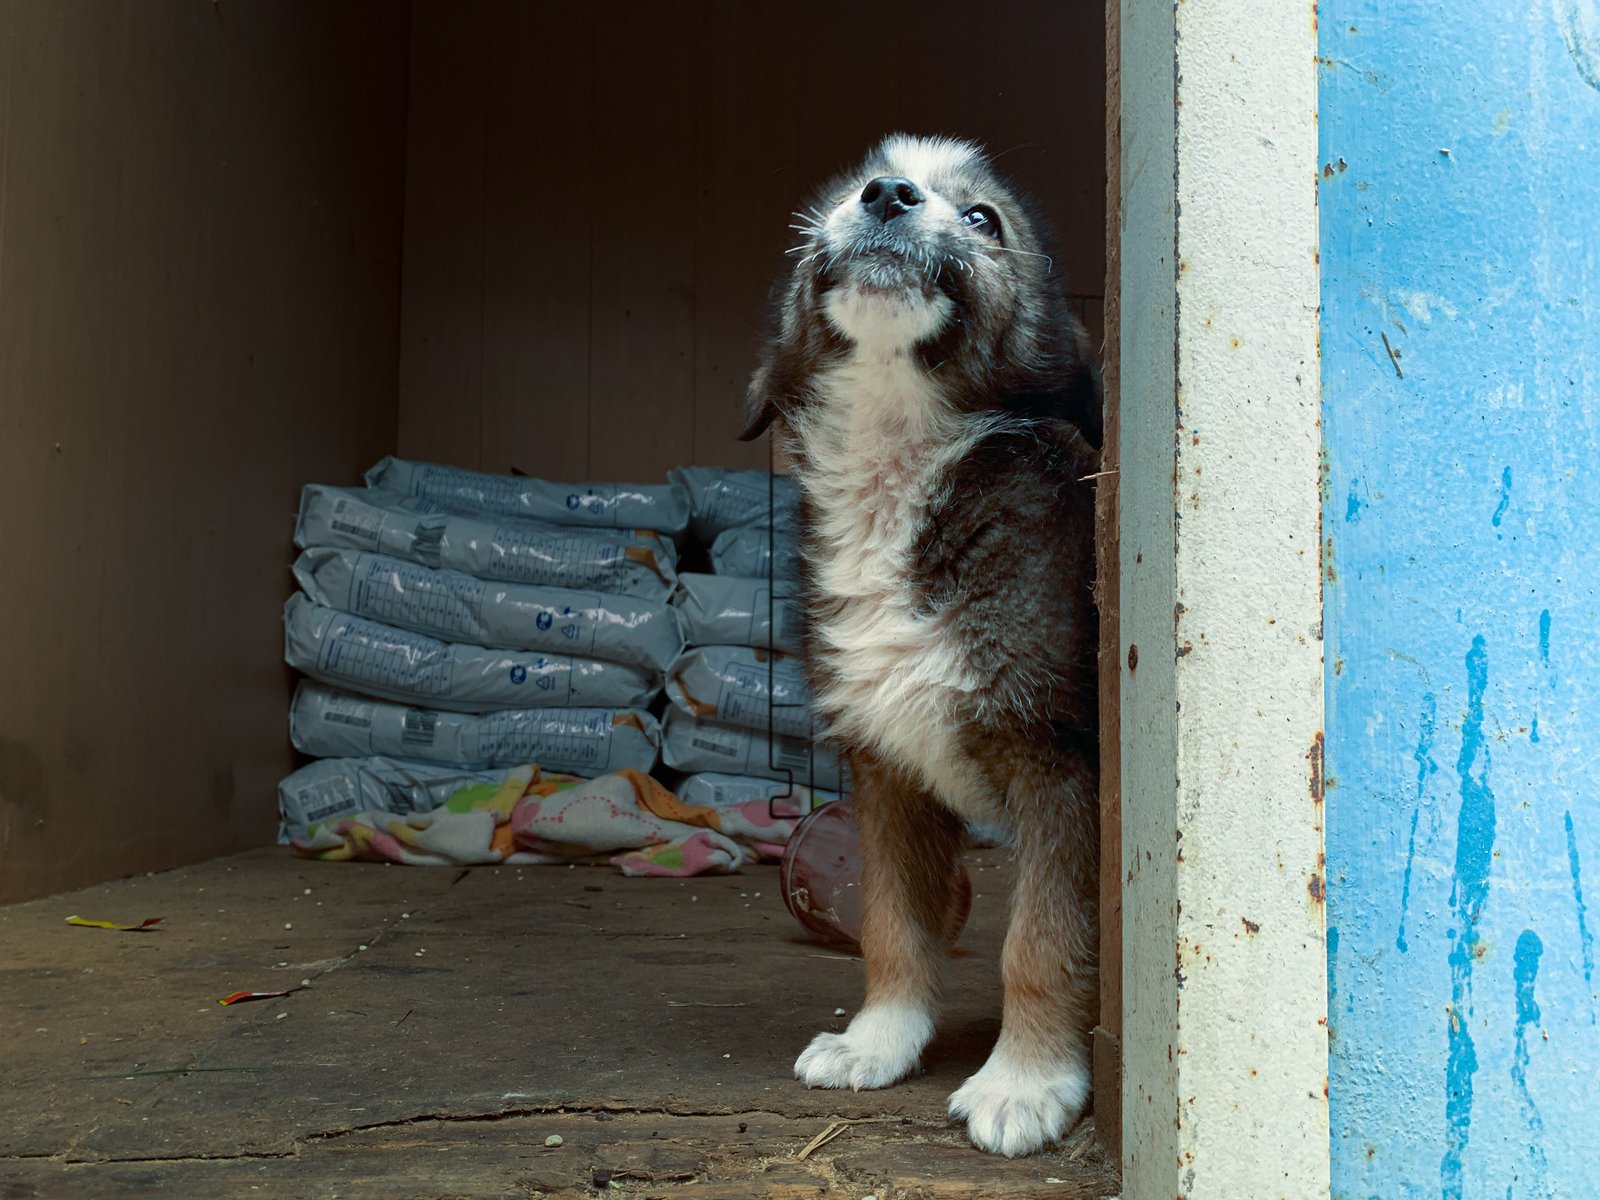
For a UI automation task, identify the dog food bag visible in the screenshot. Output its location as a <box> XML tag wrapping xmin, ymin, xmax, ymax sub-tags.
<box><xmin>295</xmin><ymin>485</ymin><xmax>676</xmax><ymax>600</ymax></box>
<box><xmin>710</xmin><ymin>524</ymin><xmax>802</xmax><ymax>582</ymax></box>
<box><xmin>284</xmin><ymin>594</ymin><xmax>659</xmax><ymax>713</ymax></box>
<box><xmin>289</xmin><ymin>683</ymin><xmax>660</xmax><ymax>775</ymax></box>
<box><xmin>676</xmin><ymin>771</ymin><xmax>841</xmax><ymax>815</ymax></box>
<box><xmin>278</xmin><ymin>756</ymin><xmax>506</xmax><ymax>841</ymax></box>
<box><xmin>292</xmin><ymin>548</ymin><xmax>683</xmax><ymax>672</ymax></box>
<box><xmin>661</xmin><ymin>708</ymin><xmax>849</xmax><ymax>792</ymax></box>
<box><xmin>673</xmin><ymin>573</ymin><xmax>803</xmax><ymax>653</ymax></box>
<box><xmin>669</xmin><ymin>467</ymin><xmax>801</xmax><ymax>541</ymax></box>
<box><xmin>665</xmin><ymin>645</ymin><xmax>814</xmax><ymax>740</ymax></box>
<box><xmin>365</xmin><ymin>456</ymin><xmax>692</xmax><ymax>537</ymax></box>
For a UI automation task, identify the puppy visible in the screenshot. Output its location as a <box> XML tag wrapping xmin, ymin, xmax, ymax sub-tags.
<box><xmin>741</xmin><ymin>135</ymin><xmax>1101</xmax><ymax>1157</ymax></box>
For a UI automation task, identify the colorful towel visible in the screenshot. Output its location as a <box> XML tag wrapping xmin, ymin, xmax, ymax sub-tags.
<box><xmin>289</xmin><ymin>766</ymin><xmax>800</xmax><ymax>877</ymax></box>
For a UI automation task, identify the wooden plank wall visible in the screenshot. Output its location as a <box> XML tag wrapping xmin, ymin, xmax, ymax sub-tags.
<box><xmin>1095</xmin><ymin>0</ymin><xmax>1124</xmax><ymax>1161</ymax></box>
<box><xmin>398</xmin><ymin>0</ymin><xmax>1107</xmax><ymax>481</ymax></box>
<box><xmin>0</xmin><ymin>1</ymin><xmax>410</xmax><ymax>903</ymax></box>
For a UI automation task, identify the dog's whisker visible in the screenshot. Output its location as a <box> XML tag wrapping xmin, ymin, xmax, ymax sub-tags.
<box><xmin>983</xmin><ymin>244</ymin><xmax>1055</xmax><ymax>272</ymax></box>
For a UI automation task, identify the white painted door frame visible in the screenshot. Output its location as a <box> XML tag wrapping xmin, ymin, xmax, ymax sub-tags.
<box><xmin>1116</xmin><ymin>2</ymin><xmax>1329</xmax><ymax>1197</ymax></box>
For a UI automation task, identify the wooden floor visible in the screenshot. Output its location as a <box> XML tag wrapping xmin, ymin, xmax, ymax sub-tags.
<box><xmin>0</xmin><ymin>847</ymin><xmax>1119</xmax><ymax>1198</ymax></box>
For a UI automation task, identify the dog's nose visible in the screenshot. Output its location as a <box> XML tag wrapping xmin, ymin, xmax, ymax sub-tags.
<box><xmin>859</xmin><ymin>176</ymin><xmax>924</xmax><ymax>223</ymax></box>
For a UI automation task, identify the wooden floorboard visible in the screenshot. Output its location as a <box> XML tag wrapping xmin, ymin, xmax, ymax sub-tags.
<box><xmin>0</xmin><ymin>848</ymin><xmax>1119</xmax><ymax>1198</ymax></box>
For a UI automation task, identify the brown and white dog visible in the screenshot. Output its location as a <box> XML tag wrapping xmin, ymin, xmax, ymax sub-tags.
<box><xmin>740</xmin><ymin>135</ymin><xmax>1101</xmax><ymax>1157</ymax></box>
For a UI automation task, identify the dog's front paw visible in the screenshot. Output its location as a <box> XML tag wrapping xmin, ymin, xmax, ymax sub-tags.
<box><xmin>794</xmin><ymin>1003</ymin><xmax>934</xmax><ymax>1091</ymax></box>
<box><xmin>947</xmin><ymin>1049</ymin><xmax>1089</xmax><ymax>1157</ymax></box>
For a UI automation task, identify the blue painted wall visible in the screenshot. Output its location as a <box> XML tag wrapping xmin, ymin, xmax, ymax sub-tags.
<box><xmin>1321</xmin><ymin>4</ymin><xmax>1600</xmax><ymax>1196</ymax></box>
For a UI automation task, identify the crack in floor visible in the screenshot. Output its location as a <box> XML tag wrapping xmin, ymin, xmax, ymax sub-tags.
<box><xmin>1</xmin><ymin>1148</ymin><xmax>297</xmax><ymax>1167</ymax></box>
<box><xmin>303</xmin><ymin>1103</ymin><xmax>874</xmax><ymax>1143</ymax></box>
<box><xmin>0</xmin><ymin>1107</ymin><xmax>951</xmax><ymax>1172</ymax></box>
<box><xmin>2</xmin><ymin>1104</ymin><xmax>953</xmax><ymax>1170</ymax></box>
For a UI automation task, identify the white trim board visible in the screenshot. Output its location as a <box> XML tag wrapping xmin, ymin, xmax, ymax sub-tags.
<box><xmin>1116</xmin><ymin>1</ymin><xmax>1328</xmax><ymax>1196</ymax></box>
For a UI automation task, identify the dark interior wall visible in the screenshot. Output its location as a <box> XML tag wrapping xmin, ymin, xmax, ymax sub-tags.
<box><xmin>398</xmin><ymin>0</ymin><xmax>1107</xmax><ymax>481</ymax></box>
<box><xmin>0</xmin><ymin>1</ymin><xmax>411</xmax><ymax>902</ymax></box>
<box><xmin>0</xmin><ymin>0</ymin><xmax>1105</xmax><ymax>903</ymax></box>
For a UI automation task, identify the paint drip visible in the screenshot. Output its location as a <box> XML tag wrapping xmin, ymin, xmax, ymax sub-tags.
<box><xmin>1511</xmin><ymin>930</ymin><xmax>1550</xmax><ymax>1194</ymax></box>
<box><xmin>1440</xmin><ymin>637</ymin><xmax>1496</xmax><ymax>1200</ymax></box>
<box><xmin>1564</xmin><ymin>811</ymin><xmax>1595</xmax><ymax>1021</ymax></box>
<box><xmin>1397</xmin><ymin>693</ymin><xmax>1438</xmax><ymax>953</ymax></box>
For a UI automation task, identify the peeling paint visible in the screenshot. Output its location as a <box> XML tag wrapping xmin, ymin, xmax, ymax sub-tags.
<box><xmin>1395</xmin><ymin>288</ymin><xmax>1459</xmax><ymax>324</ymax></box>
<box><xmin>1556</xmin><ymin>0</ymin><xmax>1600</xmax><ymax>89</ymax></box>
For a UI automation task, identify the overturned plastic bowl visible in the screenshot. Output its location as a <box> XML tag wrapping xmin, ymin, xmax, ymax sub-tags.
<box><xmin>779</xmin><ymin>801</ymin><xmax>973</xmax><ymax>949</ymax></box>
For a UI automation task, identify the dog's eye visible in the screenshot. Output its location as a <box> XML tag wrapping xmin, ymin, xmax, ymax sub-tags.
<box><xmin>961</xmin><ymin>205</ymin><xmax>1002</xmax><ymax>239</ymax></box>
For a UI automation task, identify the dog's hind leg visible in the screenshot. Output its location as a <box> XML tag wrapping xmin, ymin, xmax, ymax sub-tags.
<box><xmin>795</xmin><ymin>754</ymin><xmax>965</xmax><ymax>1091</ymax></box>
<box><xmin>949</xmin><ymin>754</ymin><xmax>1098</xmax><ymax>1156</ymax></box>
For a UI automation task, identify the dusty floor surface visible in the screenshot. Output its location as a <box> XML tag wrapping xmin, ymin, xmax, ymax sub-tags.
<box><xmin>0</xmin><ymin>847</ymin><xmax>1118</xmax><ymax>1198</ymax></box>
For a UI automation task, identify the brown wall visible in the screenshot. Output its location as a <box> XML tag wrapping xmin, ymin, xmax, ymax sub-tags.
<box><xmin>0</xmin><ymin>1</ymin><xmax>410</xmax><ymax>902</ymax></box>
<box><xmin>398</xmin><ymin>0</ymin><xmax>1106</xmax><ymax>481</ymax></box>
<box><xmin>0</xmin><ymin>0</ymin><xmax>1105</xmax><ymax>903</ymax></box>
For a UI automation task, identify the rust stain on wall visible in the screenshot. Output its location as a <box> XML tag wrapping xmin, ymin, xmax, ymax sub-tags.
<box><xmin>1308</xmin><ymin>731</ymin><xmax>1326</xmax><ymax>805</ymax></box>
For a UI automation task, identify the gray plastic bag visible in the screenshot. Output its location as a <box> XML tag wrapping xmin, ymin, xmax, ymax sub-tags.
<box><xmin>666</xmin><ymin>645</ymin><xmax>813</xmax><ymax>739</ymax></box>
<box><xmin>292</xmin><ymin>547</ymin><xmax>683</xmax><ymax>672</ymax></box>
<box><xmin>669</xmin><ymin>467</ymin><xmax>801</xmax><ymax>540</ymax></box>
<box><xmin>710</xmin><ymin>525</ymin><xmax>802</xmax><ymax>582</ymax></box>
<box><xmin>661</xmin><ymin>708</ymin><xmax>848</xmax><ymax>792</ymax></box>
<box><xmin>673</xmin><ymin>573</ymin><xmax>803</xmax><ymax>653</ymax></box>
<box><xmin>278</xmin><ymin>756</ymin><xmax>505</xmax><ymax>840</ymax></box>
<box><xmin>284</xmin><ymin>593</ymin><xmax>659</xmax><ymax>713</ymax></box>
<box><xmin>295</xmin><ymin>485</ymin><xmax>676</xmax><ymax>600</ymax></box>
<box><xmin>365</xmin><ymin>456</ymin><xmax>691</xmax><ymax>536</ymax></box>
<box><xmin>290</xmin><ymin>682</ymin><xmax>661</xmax><ymax>775</ymax></box>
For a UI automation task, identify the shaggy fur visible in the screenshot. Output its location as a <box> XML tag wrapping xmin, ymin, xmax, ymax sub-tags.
<box><xmin>742</xmin><ymin>135</ymin><xmax>1101</xmax><ymax>1157</ymax></box>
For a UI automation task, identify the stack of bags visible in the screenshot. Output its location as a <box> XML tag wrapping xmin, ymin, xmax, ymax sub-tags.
<box><xmin>661</xmin><ymin>468</ymin><xmax>849</xmax><ymax>815</ymax></box>
<box><xmin>277</xmin><ymin>458</ymin><xmax>688</xmax><ymax>840</ymax></box>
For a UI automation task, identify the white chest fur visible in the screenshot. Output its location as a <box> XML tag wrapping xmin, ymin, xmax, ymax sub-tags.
<box><xmin>794</xmin><ymin>339</ymin><xmax>1001</xmax><ymax>821</ymax></box>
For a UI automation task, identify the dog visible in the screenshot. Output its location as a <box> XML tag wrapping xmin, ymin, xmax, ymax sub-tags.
<box><xmin>739</xmin><ymin>135</ymin><xmax>1101</xmax><ymax>1157</ymax></box>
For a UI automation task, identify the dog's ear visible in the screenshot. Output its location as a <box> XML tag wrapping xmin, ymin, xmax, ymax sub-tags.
<box><xmin>738</xmin><ymin>359</ymin><xmax>780</xmax><ymax>441</ymax></box>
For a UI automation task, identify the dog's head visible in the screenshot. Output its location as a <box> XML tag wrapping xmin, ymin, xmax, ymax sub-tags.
<box><xmin>741</xmin><ymin>135</ymin><xmax>1097</xmax><ymax>443</ymax></box>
